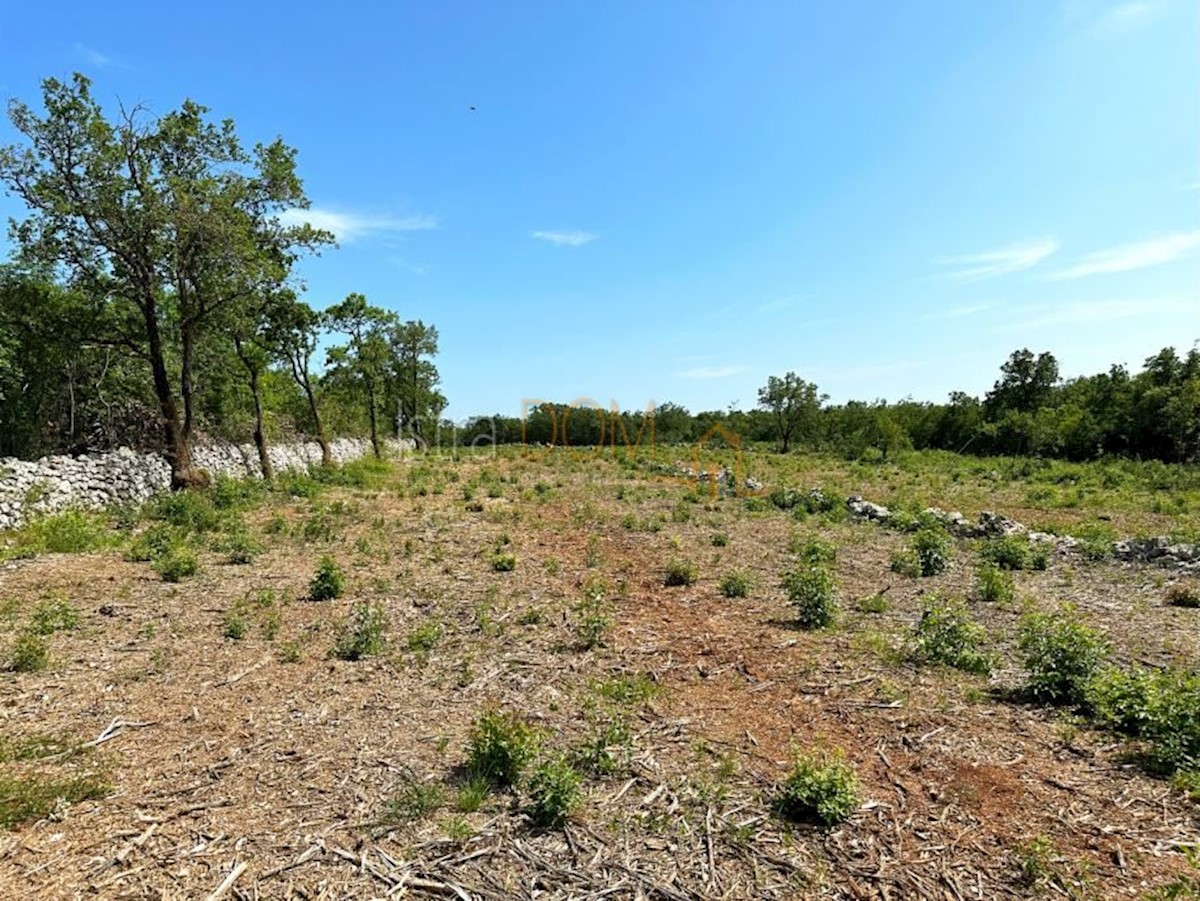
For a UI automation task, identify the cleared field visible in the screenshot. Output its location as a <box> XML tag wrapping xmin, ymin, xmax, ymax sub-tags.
<box><xmin>0</xmin><ymin>448</ymin><xmax>1197</xmax><ymax>900</ymax></box>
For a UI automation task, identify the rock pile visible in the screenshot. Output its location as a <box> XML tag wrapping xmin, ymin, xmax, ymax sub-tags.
<box><xmin>0</xmin><ymin>437</ymin><xmax>410</xmax><ymax>532</ymax></box>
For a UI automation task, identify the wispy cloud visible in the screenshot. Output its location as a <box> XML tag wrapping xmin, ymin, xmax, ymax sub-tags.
<box><xmin>389</xmin><ymin>256</ymin><xmax>428</xmax><ymax>276</ymax></box>
<box><xmin>998</xmin><ymin>297</ymin><xmax>1195</xmax><ymax>331</ymax></box>
<box><xmin>532</xmin><ymin>230</ymin><xmax>596</xmax><ymax>247</ymax></box>
<box><xmin>675</xmin><ymin>365</ymin><xmax>744</xmax><ymax>380</ymax></box>
<box><xmin>278</xmin><ymin>207</ymin><xmax>437</xmax><ymax>243</ymax></box>
<box><xmin>1090</xmin><ymin>1</ymin><xmax>1163</xmax><ymax>36</ymax></box>
<box><xmin>74</xmin><ymin>42</ymin><xmax>120</xmax><ymax>68</ymax></box>
<box><xmin>1048</xmin><ymin>231</ymin><xmax>1200</xmax><ymax>279</ymax></box>
<box><xmin>937</xmin><ymin>237</ymin><xmax>1059</xmax><ymax>282</ymax></box>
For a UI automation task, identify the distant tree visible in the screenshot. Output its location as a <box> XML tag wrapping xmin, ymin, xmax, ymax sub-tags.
<box><xmin>263</xmin><ymin>293</ymin><xmax>333</xmax><ymax>466</ymax></box>
<box><xmin>386</xmin><ymin>320</ymin><xmax>443</xmax><ymax>443</ymax></box>
<box><xmin>757</xmin><ymin>372</ymin><xmax>824</xmax><ymax>453</ymax></box>
<box><xmin>985</xmin><ymin>349</ymin><xmax>1060</xmax><ymax>416</ymax></box>
<box><xmin>325</xmin><ymin>293</ymin><xmax>396</xmax><ymax>458</ymax></box>
<box><xmin>0</xmin><ymin>74</ymin><xmax>330</xmax><ymax>486</ymax></box>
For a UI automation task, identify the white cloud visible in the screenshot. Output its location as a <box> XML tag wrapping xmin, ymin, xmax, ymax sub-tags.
<box><xmin>74</xmin><ymin>42</ymin><xmax>116</xmax><ymax>68</ymax></box>
<box><xmin>389</xmin><ymin>256</ymin><xmax>428</xmax><ymax>276</ymax></box>
<box><xmin>675</xmin><ymin>365</ymin><xmax>744</xmax><ymax>380</ymax></box>
<box><xmin>532</xmin><ymin>230</ymin><xmax>597</xmax><ymax>247</ymax></box>
<box><xmin>1091</xmin><ymin>1</ymin><xmax>1162</xmax><ymax>36</ymax></box>
<box><xmin>277</xmin><ymin>207</ymin><xmax>437</xmax><ymax>242</ymax></box>
<box><xmin>1048</xmin><ymin>231</ymin><xmax>1200</xmax><ymax>279</ymax></box>
<box><xmin>937</xmin><ymin>237</ymin><xmax>1059</xmax><ymax>282</ymax></box>
<box><xmin>921</xmin><ymin>302</ymin><xmax>993</xmax><ymax>321</ymax></box>
<box><xmin>997</xmin><ymin>297</ymin><xmax>1195</xmax><ymax>331</ymax></box>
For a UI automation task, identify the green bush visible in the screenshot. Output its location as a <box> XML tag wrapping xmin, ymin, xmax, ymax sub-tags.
<box><xmin>8</xmin><ymin>632</ymin><xmax>49</xmax><ymax>673</ymax></box>
<box><xmin>664</xmin><ymin>559</ymin><xmax>698</xmax><ymax>587</ymax></box>
<box><xmin>975</xmin><ymin>562</ymin><xmax>1014</xmax><ymax>604</ymax></box>
<box><xmin>719</xmin><ymin>570</ymin><xmax>753</xmax><ymax>598</ymax></box>
<box><xmin>154</xmin><ymin>548</ymin><xmax>199</xmax><ymax>583</ymax></box>
<box><xmin>150</xmin><ymin>491</ymin><xmax>220</xmax><ymax>532</ymax></box>
<box><xmin>124</xmin><ymin>523</ymin><xmax>180</xmax><ymax>563</ymax></box>
<box><xmin>913</xmin><ymin>528</ymin><xmax>950</xmax><ymax>577</ymax></box>
<box><xmin>773</xmin><ymin>750</ymin><xmax>860</xmax><ymax>826</ymax></box>
<box><xmin>381</xmin><ymin>778</ymin><xmax>445</xmax><ymax>824</ymax></box>
<box><xmin>526</xmin><ymin>754</ymin><xmax>582</xmax><ymax>829</ymax></box>
<box><xmin>466</xmin><ymin>709</ymin><xmax>540</xmax><ymax>787</ymax></box>
<box><xmin>1088</xmin><ymin>666</ymin><xmax>1200</xmax><ymax>773</ymax></box>
<box><xmin>782</xmin><ymin>565</ymin><xmax>838</xmax><ymax>629</ymax></box>
<box><xmin>912</xmin><ymin>595</ymin><xmax>992</xmax><ymax>674</ymax></box>
<box><xmin>790</xmin><ymin>535</ymin><xmax>837</xmax><ymax>565</ymax></box>
<box><xmin>711</xmin><ymin>532</ymin><xmax>729</xmax><ymax>547</ymax></box>
<box><xmin>981</xmin><ymin>535</ymin><xmax>1031</xmax><ymax>571</ymax></box>
<box><xmin>1018</xmin><ymin>606</ymin><xmax>1109</xmax><ymax>705</ymax></box>
<box><xmin>332</xmin><ymin>602</ymin><xmax>388</xmax><ymax>661</ymax></box>
<box><xmin>308</xmin><ymin>555</ymin><xmax>344</xmax><ymax>601</ymax></box>
<box><xmin>16</xmin><ymin>510</ymin><xmax>111</xmax><ymax>556</ymax></box>
<box><xmin>889</xmin><ymin>548</ymin><xmax>920</xmax><ymax>578</ymax></box>
<box><xmin>491</xmin><ymin>551</ymin><xmax>517</xmax><ymax>572</ymax></box>
<box><xmin>219</xmin><ymin>530</ymin><xmax>262</xmax><ymax>565</ymax></box>
<box><xmin>30</xmin><ymin>597</ymin><xmax>79</xmax><ymax>635</ymax></box>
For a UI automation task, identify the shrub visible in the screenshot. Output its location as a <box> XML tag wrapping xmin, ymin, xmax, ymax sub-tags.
<box><xmin>154</xmin><ymin>548</ymin><xmax>199</xmax><ymax>583</ymax></box>
<box><xmin>664</xmin><ymin>559</ymin><xmax>698</xmax><ymax>587</ymax></box>
<box><xmin>573</xmin><ymin>719</ymin><xmax>631</xmax><ymax>776</ymax></box>
<box><xmin>889</xmin><ymin>548</ymin><xmax>920</xmax><ymax>578</ymax></box>
<box><xmin>406</xmin><ymin>621</ymin><xmax>443</xmax><ymax>654</ymax></box>
<box><xmin>381</xmin><ymin>778</ymin><xmax>445</xmax><ymax>824</ymax></box>
<box><xmin>913</xmin><ymin>528</ymin><xmax>950</xmax><ymax>577</ymax></box>
<box><xmin>719</xmin><ymin>570</ymin><xmax>753</xmax><ymax>598</ymax></box>
<box><xmin>711</xmin><ymin>532</ymin><xmax>729</xmax><ymax>547</ymax></box>
<box><xmin>912</xmin><ymin>595</ymin><xmax>992</xmax><ymax>674</ymax></box>
<box><xmin>491</xmin><ymin>551</ymin><xmax>517</xmax><ymax>572</ymax></box>
<box><xmin>8</xmin><ymin>632</ymin><xmax>49</xmax><ymax>673</ymax></box>
<box><xmin>981</xmin><ymin>535</ymin><xmax>1031</xmax><ymax>571</ymax></box>
<box><xmin>975</xmin><ymin>562</ymin><xmax>1014</xmax><ymax>604</ymax></box>
<box><xmin>150</xmin><ymin>491</ymin><xmax>220</xmax><ymax>532</ymax></box>
<box><xmin>332</xmin><ymin>602</ymin><xmax>388</xmax><ymax>661</ymax></box>
<box><xmin>773</xmin><ymin>750</ymin><xmax>860</xmax><ymax>826</ymax></box>
<box><xmin>1167</xmin><ymin>584</ymin><xmax>1200</xmax><ymax>609</ymax></box>
<box><xmin>858</xmin><ymin>592</ymin><xmax>889</xmax><ymax>614</ymax></box>
<box><xmin>308</xmin><ymin>555</ymin><xmax>344</xmax><ymax>601</ymax></box>
<box><xmin>1088</xmin><ymin>666</ymin><xmax>1200</xmax><ymax>773</ymax></box>
<box><xmin>1018</xmin><ymin>606</ymin><xmax>1109</xmax><ymax>705</ymax></box>
<box><xmin>220</xmin><ymin>530</ymin><xmax>262</xmax><ymax>565</ymax></box>
<box><xmin>790</xmin><ymin>535</ymin><xmax>837</xmax><ymax>565</ymax></box>
<box><xmin>222</xmin><ymin>610</ymin><xmax>248</xmax><ymax>640</ymax></box>
<box><xmin>782</xmin><ymin>565</ymin><xmax>838</xmax><ymax>629</ymax></box>
<box><xmin>30</xmin><ymin>597</ymin><xmax>79</xmax><ymax>635</ymax></box>
<box><xmin>466</xmin><ymin>709</ymin><xmax>539</xmax><ymax>787</ymax></box>
<box><xmin>124</xmin><ymin>523</ymin><xmax>179</xmax><ymax>563</ymax></box>
<box><xmin>526</xmin><ymin>755</ymin><xmax>582</xmax><ymax>829</ymax></box>
<box><xmin>17</xmin><ymin>510</ymin><xmax>111</xmax><ymax>556</ymax></box>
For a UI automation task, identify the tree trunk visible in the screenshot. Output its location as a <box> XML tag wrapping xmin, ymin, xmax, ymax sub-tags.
<box><xmin>300</xmin><ymin>373</ymin><xmax>332</xmax><ymax>467</ymax></box>
<box><xmin>235</xmin><ymin>337</ymin><xmax>273</xmax><ymax>482</ymax></box>
<box><xmin>142</xmin><ymin>300</ymin><xmax>201</xmax><ymax>489</ymax></box>
<box><xmin>367</xmin><ymin>378</ymin><xmax>381</xmax><ymax>458</ymax></box>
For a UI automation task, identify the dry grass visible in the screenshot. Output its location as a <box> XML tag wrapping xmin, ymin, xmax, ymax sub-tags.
<box><xmin>0</xmin><ymin>447</ymin><xmax>1196</xmax><ymax>899</ymax></box>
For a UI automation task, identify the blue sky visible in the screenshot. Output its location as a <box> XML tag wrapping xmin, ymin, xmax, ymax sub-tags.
<box><xmin>1</xmin><ymin>0</ymin><xmax>1197</xmax><ymax>420</ymax></box>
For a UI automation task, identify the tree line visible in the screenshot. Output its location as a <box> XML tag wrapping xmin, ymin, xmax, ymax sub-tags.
<box><xmin>0</xmin><ymin>75</ymin><xmax>443</xmax><ymax>483</ymax></box>
<box><xmin>459</xmin><ymin>344</ymin><xmax>1200</xmax><ymax>465</ymax></box>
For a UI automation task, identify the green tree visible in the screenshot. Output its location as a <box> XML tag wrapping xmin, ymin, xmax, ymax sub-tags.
<box><xmin>0</xmin><ymin>74</ymin><xmax>330</xmax><ymax>486</ymax></box>
<box><xmin>325</xmin><ymin>293</ymin><xmax>397</xmax><ymax>458</ymax></box>
<box><xmin>385</xmin><ymin>319</ymin><xmax>443</xmax><ymax>443</ymax></box>
<box><xmin>757</xmin><ymin>372</ymin><xmax>824</xmax><ymax>453</ymax></box>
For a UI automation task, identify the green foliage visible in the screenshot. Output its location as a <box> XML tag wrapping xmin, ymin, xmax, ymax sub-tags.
<box><xmin>0</xmin><ymin>771</ymin><xmax>110</xmax><ymax>829</ymax></box>
<box><xmin>913</xmin><ymin>527</ymin><xmax>950</xmax><ymax>577</ymax></box>
<box><xmin>912</xmin><ymin>595</ymin><xmax>992</xmax><ymax>674</ymax></box>
<box><xmin>980</xmin><ymin>534</ymin><xmax>1032</xmax><ymax>571</ymax></box>
<box><xmin>124</xmin><ymin>523</ymin><xmax>180</xmax><ymax>563</ymax></box>
<box><xmin>773</xmin><ymin>750</ymin><xmax>860</xmax><ymax>826</ymax></box>
<box><xmin>888</xmin><ymin>547</ymin><xmax>920</xmax><ymax>578</ymax></box>
<box><xmin>308</xmin><ymin>555</ymin><xmax>344</xmax><ymax>601</ymax></box>
<box><xmin>857</xmin><ymin>592</ymin><xmax>889</xmax><ymax>614</ymax></box>
<box><xmin>466</xmin><ymin>709</ymin><xmax>540</xmax><ymax>788</ymax></box>
<box><xmin>782</xmin><ymin>564</ymin><xmax>838</xmax><ymax>629</ymax></box>
<box><xmin>1087</xmin><ymin>666</ymin><xmax>1200</xmax><ymax>773</ymax></box>
<box><xmin>154</xmin><ymin>548</ymin><xmax>199</xmax><ymax>582</ymax></box>
<box><xmin>5</xmin><ymin>509</ymin><xmax>111</xmax><ymax>559</ymax></box>
<box><xmin>8</xmin><ymin>632</ymin><xmax>48</xmax><ymax>672</ymax></box>
<box><xmin>380</xmin><ymin>777</ymin><xmax>445</xmax><ymax>825</ymax></box>
<box><xmin>710</xmin><ymin>532</ymin><xmax>729</xmax><ymax>547</ymax></box>
<box><xmin>719</xmin><ymin>570</ymin><xmax>753</xmax><ymax>598</ymax></box>
<box><xmin>1018</xmin><ymin>606</ymin><xmax>1109</xmax><ymax>705</ymax></box>
<box><xmin>663</xmin><ymin>559</ymin><xmax>698</xmax><ymax>587</ymax></box>
<box><xmin>406</xmin><ymin>621</ymin><xmax>442</xmax><ymax>655</ymax></box>
<box><xmin>455</xmin><ymin>776</ymin><xmax>491</xmax><ymax>813</ymax></box>
<box><xmin>218</xmin><ymin>529</ymin><xmax>262</xmax><ymax>565</ymax></box>
<box><xmin>332</xmin><ymin>602</ymin><xmax>388</xmax><ymax>661</ymax></box>
<box><xmin>526</xmin><ymin>754</ymin><xmax>582</xmax><ymax>829</ymax></box>
<box><xmin>790</xmin><ymin>535</ymin><xmax>837</xmax><ymax>565</ymax></box>
<box><xmin>573</xmin><ymin>719</ymin><xmax>631</xmax><ymax>776</ymax></box>
<box><xmin>975</xmin><ymin>562</ymin><xmax>1015</xmax><ymax>603</ymax></box>
<box><xmin>150</xmin><ymin>491</ymin><xmax>221</xmax><ymax>533</ymax></box>
<box><xmin>29</xmin><ymin>597</ymin><xmax>79</xmax><ymax>635</ymax></box>
<box><xmin>490</xmin><ymin>551</ymin><xmax>517</xmax><ymax>572</ymax></box>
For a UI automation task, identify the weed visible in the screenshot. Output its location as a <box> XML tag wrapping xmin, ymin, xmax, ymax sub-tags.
<box><xmin>773</xmin><ymin>750</ymin><xmax>860</xmax><ymax>827</ymax></box>
<box><xmin>711</xmin><ymin>532</ymin><xmax>729</xmax><ymax>547</ymax></box>
<box><xmin>223</xmin><ymin>610</ymin><xmax>248</xmax><ymax>640</ymax></box>
<box><xmin>790</xmin><ymin>535</ymin><xmax>837</xmax><ymax>565</ymax></box>
<box><xmin>30</xmin><ymin>597</ymin><xmax>79</xmax><ymax>635</ymax></box>
<box><xmin>593</xmin><ymin>673</ymin><xmax>659</xmax><ymax>705</ymax></box>
<box><xmin>154</xmin><ymin>549</ymin><xmax>199</xmax><ymax>583</ymax></box>
<box><xmin>124</xmin><ymin>523</ymin><xmax>179</xmax><ymax>563</ymax></box>
<box><xmin>332</xmin><ymin>602</ymin><xmax>388</xmax><ymax>661</ymax></box>
<box><xmin>407</xmin><ymin>621</ymin><xmax>443</xmax><ymax>656</ymax></box>
<box><xmin>1167</xmin><ymin>583</ymin><xmax>1200</xmax><ymax>609</ymax></box>
<box><xmin>526</xmin><ymin>755</ymin><xmax>582</xmax><ymax>829</ymax></box>
<box><xmin>782</xmin><ymin>565</ymin><xmax>838</xmax><ymax>629</ymax></box>
<box><xmin>10</xmin><ymin>510</ymin><xmax>112</xmax><ymax>557</ymax></box>
<box><xmin>912</xmin><ymin>595</ymin><xmax>992</xmax><ymax>674</ymax></box>
<box><xmin>220</xmin><ymin>530</ymin><xmax>262</xmax><ymax>565</ymax></box>
<box><xmin>466</xmin><ymin>709</ymin><xmax>540</xmax><ymax>787</ymax></box>
<box><xmin>380</xmin><ymin>778</ymin><xmax>445</xmax><ymax>824</ymax></box>
<box><xmin>1014</xmin><ymin>834</ymin><xmax>1055</xmax><ymax>888</ymax></box>
<box><xmin>455</xmin><ymin>775</ymin><xmax>491</xmax><ymax>812</ymax></box>
<box><xmin>857</xmin><ymin>592</ymin><xmax>889</xmax><ymax>614</ymax></box>
<box><xmin>491</xmin><ymin>551</ymin><xmax>518</xmax><ymax>572</ymax></box>
<box><xmin>8</xmin><ymin>632</ymin><xmax>49</xmax><ymax>673</ymax></box>
<box><xmin>277</xmin><ymin>640</ymin><xmax>303</xmax><ymax>664</ymax></box>
<box><xmin>0</xmin><ymin>771</ymin><xmax>110</xmax><ymax>829</ymax></box>
<box><xmin>1018</xmin><ymin>606</ymin><xmax>1109</xmax><ymax>705</ymax></box>
<box><xmin>573</xmin><ymin>718</ymin><xmax>631</xmax><ymax>776</ymax></box>
<box><xmin>913</xmin><ymin>528</ymin><xmax>950</xmax><ymax>577</ymax></box>
<box><xmin>441</xmin><ymin>815</ymin><xmax>474</xmax><ymax>842</ymax></box>
<box><xmin>664</xmin><ymin>559</ymin><xmax>698</xmax><ymax>587</ymax></box>
<box><xmin>308</xmin><ymin>555</ymin><xmax>345</xmax><ymax>601</ymax></box>
<box><xmin>889</xmin><ymin>548</ymin><xmax>920</xmax><ymax>578</ymax></box>
<box><xmin>975</xmin><ymin>562</ymin><xmax>1014</xmax><ymax>604</ymax></box>
<box><xmin>981</xmin><ymin>534</ymin><xmax>1031</xmax><ymax>571</ymax></box>
<box><xmin>719</xmin><ymin>570</ymin><xmax>753</xmax><ymax>598</ymax></box>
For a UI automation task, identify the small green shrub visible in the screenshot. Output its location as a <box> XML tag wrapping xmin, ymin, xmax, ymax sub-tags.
<box><xmin>407</xmin><ymin>621</ymin><xmax>443</xmax><ymax>654</ymax></box>
<box><xmin>664</xmin><ymin>559</ymin><xmax>698</xmax><ymax>587</ymax></box>
<box><xmin>308</xmin><ymin>555</ymin><xmax>344</xmax><ymax>601</ymax></box>
<box><xmin>332</xmin><ymin>602</ymin><xmax>388</xmax><ymax>661</ymax></box>
<box><xmin>912</xmin><ymin>595</ymin><xmax>992</xmax><ymax>674</ymax></box>
<box><xmin>719</xmin><ymin>570</ymin><xmax>753</xmax><ymax>598</ymax></box>
<box><xmin>773</xmin><ymin>750</ymin><xmax>860</xmax><ymax>826</ymax></box>
<box><xmin>8</xmin><ymin>632</ymin><xmax>49</xmax><ymax>673</ymax></box>
<box><xmin>150</xmin><ymin>491</ymin><xmax>220</xmax><ymax>533</ymax></box>
<box><xmin>220</xmin><ymin>530</ymin><xmax>262</xmax><ymax>565</ymax></box>
<box><xmin>1167</xmin><ymin>583</ymin><xmax>1200</xmax><ymax>609</ymax></box>
<box><xmin>154</xmin><ymin>548</ymin><xmax>199</xmax><ymax>583</ymax></box>
<box><xmin>913</xmin><ymin>528</ymin><xmax>950</xmax><ymax>577</ymax></box>
<box><xmin>30</xmin><ymin>597</ymin><xmax>79</xmax><ymax>635</ymax></box>
<box><xmin>455</xmin><ymin>775</ymin><xmax>490</xmax><ymax>813</ymax></box>
<box><xmin>1018</xmin><ymin>606</ymin><xmax>1109</xmax><ymax>705</ymax></box>
<box><xmin>573</xmin><ymin>719</ymin><xmax>631</xmax><ymax>776</ymax></box>
<box><xmin>17</xmin><ymin>510</ymin><xmax>111</xmax><ymax>556</ymax></box>
<box><xmin>790</xmin><ymin>535</ymin><xmax>837</xmax><ymax>565</ymax></box>
<box><xmin>222</xmin><ymin>611</ymin><xmax>248</xmax><ymax>640</ymax></box>
<box><xmin>889</xmin><ymin>548</ymin><xmax>920</xmax><ymax>578</ymax></box>
<box><xmin>526</xmin><ymin>755</ymin><xmax>582</xmax><ymax>829</ymax></box>
<box><xmin>466</xmin><ymin>709</ymin><xmax>540</xmax><ymax>787</ymax></box>
<box><xmin>491</xmin><ymin>551</ymin><xmax>517</xmax><ymax>572</ymax></box>
<box><xmin>0</xmin><ymin>771</ymin><xmax>110</xmax><ymax>829</ymax></box>
<box><xmin>711</xmin><ymin>532</ymin><xmax>729</xmax><ymax>547</ymax></box>
<box><xmin>981</xmin><ymin>535</ymin><xmax>1031</xmax><ymax>571</ymax></box>
<box><xmin>124</xmin><ymin>523</ymin><xmax>179</xmax><ymax>563</ymax></box>
<box><xmin>782</xmin><ymin>565</ymin><xmax>838</xmax><ymax>629</ymax></box>
<box><xmin>975</xmin><ymin>562</ymin><xmax>1014</xmax><ymax>604</ymax></box>
<box><xmin>380</xmin><ymin>778</ymin><xmax>445</xmax><ymax>824</ymax></box>
<box><xmin>1087</xmin><ymin>665</ymin><xmax>1200</xmax><ymax>773</ymax></box>
<box><xmin>858</xmin><ymin>592</ymin><xmax>889</xmax><ymax>614</ymax></box>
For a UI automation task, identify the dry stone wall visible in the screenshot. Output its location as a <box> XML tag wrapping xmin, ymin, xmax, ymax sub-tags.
<box><xmin>0</xmin><ymin>438</ymin><xmax>409</xmax><ymax>532</ymax></box>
